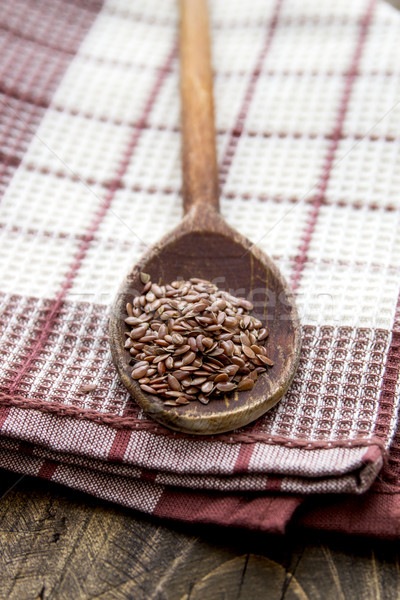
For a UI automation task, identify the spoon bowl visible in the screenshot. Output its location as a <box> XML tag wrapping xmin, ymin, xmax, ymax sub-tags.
<box><xmin>109</xmin><ymin>0</ymin><xmax>301</xmax><ymax>435</ymax></box>
<box><xmin>109</xmin><ymin>208</ymin><xmax>301</xmax><ymax>434</ymax></box>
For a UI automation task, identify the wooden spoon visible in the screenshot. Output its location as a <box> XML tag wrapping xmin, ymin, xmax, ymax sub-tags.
<box><xmin>109</xmin><ymin>0</ymin><xmax>301</xmax><ymax>435</ymax></box>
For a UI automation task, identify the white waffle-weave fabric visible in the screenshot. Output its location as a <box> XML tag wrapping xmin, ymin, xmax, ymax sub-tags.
<box><xmin>0</xmin><ymin>0</ymin><xmax>400</xmax><ymax>535</ymax></box>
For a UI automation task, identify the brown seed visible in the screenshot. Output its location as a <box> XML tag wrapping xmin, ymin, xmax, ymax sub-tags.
<box><xmin>258</xmin><ymin>328</ymin><xmax>269</xmax><ymax>341</ymax></box>
<box><xmin>174</xmin><ymin>344</ymin><xmax>191</xmax><ymax>356</ymax></box>
<box><xmin>209</xmin><ymin>347</ymin><xmax>225</xmax><ymax>357</ymax></box>
<box><xmin>185</xmin><ymin>386</ymin><xmax>199</xmax><ymax>394</ymax></box>
<box><xmin>165</xmin><ymin>356</ymin><xmax>174</xmax><ymax>370</ymax></box>
<box><xmin>133</xmin><ymin>360</ymin><xmax>149</xmax><ymax>369</ymax></box>
<box><xmin>202</xmin><ymin>337</ymin><xmax>213</xmax><ymax>348</ymax></box>
<box><xmin>221</xmin><ymin>340</ymin><xmax>234</xmax><ymax>356</ymax></box>
<box><xmin>78</xmin><ymin>384</ymin><xmax>97</xmax><ymax>393</ymax></box>
<box><xmin>249</xmin><ymin>370</ymin><xmax>258</xmax><ymax>382</ymax></box>
<box><xmin>175</xmin><ymin>397</ymin><xmax>190</xmax><ymax>405</ymax></box>
<box><xmin>206</xmin><ymin>324</ymin><xmax>221</xmax><ymax>332</ymax></box>
<box><xmin>198</xmin><ymin>394</ymin><xmax>210</xmax><ymax>404</ymax></box>
<box><xmin>218</xmin><ymin>333</ymin><xmax>234</xmax><ymax>341</ymax></box>
<box><xmin>214</xmin><ymin>373</ymin><xmax>229</xmax><ymax>383</ymax></box>
<box><xmin>172</xmin><ymin>333</ymin><xmax>184</xmax><ymax>345</ymax></box>
<box><xmin>140</xmin><ymin>272</ymin><xmax>150</xmax><ymax>284</ymax></box>
<box><xmin>173</xmin><ymin>370</ymin><xmax>189</xmax><ymax>380</ymax></box>
<box><xmin>133</xmin><ymin>342</ymin><xmax>145</xmax><ymax>351</ymax></box>
<box><xmin>140</xmin><ymin>384</ymin><xmax>157</xmax><ymax>394</ymax></box>
<box><xmin>216</xmin><ymin>382</ymin><xmax>236</xmax><ymax>392</ymax></box>
<box><xmin>126</xmin><ymin>302</ymin><xmax>133</xmax><ymax>317</ymax></box>
<box><xmin>130</xmin><ymin>325</ymin><xmax>149</xmax><ymax>340</ymax></box>
<box><xmin>151</xmin><ymin>383</ymin><xmax>168</xmax><ymax>390</ymax></box>
<box><xmin>231</xmin><ymin>356</ymin><xmax>245</xmax><ymax>368</ymax></box>
<box><xmin>157</xmin><ymin>361</ymin><xmax>166</xmax><ymax>375</ymax></box>
<box><xmin>153</xmin><ymin>353</ymin><xmax>170</xmax><ymax>364</ymax></box>
<box><xmin>196</xmin><ymin>316</ymin><xmax>213</xmax><ymax>325</ymax></box>
<box><xmin>131</xmin><ymin>365</ymin><xmax>148</xmax><ymax>379</ymax></box>
<box><xmin>164</xmin><ymin>391</ymin><xmax>184</xmax><ymax>398</ymax></box>
<box><xmin>151</xmin><ymin>283</ymin><xmax>163</xmax><ymax>297</ymax></box>
<box><xmin>207</xmin><ymin>356</ymin><xmax>224</xmax><ymax>367</ymax></box>
<box><xmin>150</xmin><ymin>376</ymin><xmax>167</xmax><ymax>385</ymax></box>
<box><xmin>196</xmin><ymin>334</ymin><xmax>204</xmax><ymax>351</ymax></box>
<box><xmin>139</xmin><ymin>335</ymin><xmax>157</xmax><ymax>343</ymax></box>
<box><xmin>125</xmin><ymin>316</ymin><xmax>140</xmax><ymax>325</ymax></box>
<box><xmin>236</xmin><ymin>378</ymin><xmax>254</xmax><ymax>391</ymax></box>
<box><xmin>181</xmin><ymin>378</ymin><xmax>193</xmax><ymax>388</ymax></box>
<box><xmin>191</xmin><ymin>377</ymin><xmax>207</xmax><ymax>386</ymax></box>
<box><xmin>224</xmin><ymin>364</ymin><xmax>239</xmax><ymax>376</ymax></box>
<box><xmin>243</xmin><ymin>315</ymin><xmax>251</xmax><ymax>328</ymax></box>
<box><xmin>242</xmin><ymin>345</ymin><xmax>256</xmax><ymax>359</ymax></box>
<box><xmin>138</xmin><ymin>312</ymin><xmax>152</xmax><ymax>322</ymax></box>
<box><xmin>201</xmin><ymin>381</ymin><xmax>213</xmax><ymax>394</ymax></box>
<box><xmin>167</xmin><ymin>374</ymin><xmax>181</xmax><ymax>391</ymax></box>
<box><xmin>192</xmin><ymin>301</ymin><xmax>209</xmax><ymax>313</ymax></box>
<box><xmin>150</xmin><ymin>299</ymin><xmax>162</xmax><ymax>311</ymax></box>
<box><xmin>239</xmin><ymin>299</ymin><xmax>253</xmax><ymax>311</ymax></box>
<box><xmin>181</xmin><ymin>351</ymin><xmax>196</xmax><ymax>365</ymax></box>
<box><xmin>251</xmin><ymin>344</ymin><xmax>262</xmax><ymax>354</ymax></box>
<box><xmin>164</xmin><ymin>400</ymin><xmax>179</xmax><ymax>406</ymax></box>
<box><xmin>188</xmin><ymin>337</ymin><xmax>197</xmax><ymax>352</ymax></box>
<box><xmin>258</xmin><ymin>354</ymin><xmax>274</xmax><ymax>366</ymax></box>
<box><xmin>143</xmin><ymin>281</ymin><xmax>152</xmax><ymax>294</ymax></box>
<box><xmin>240</xmin><ymin>332</ymin><xmax>251</xmax><ymax>346</ymax></box>
<box><xmin>224</xmin><ymin>316</ymin><xmax>238</xmax><ymax>328</ymax></box>
<box><xmin>217</xmin><ymin>312</ymin><xmax>226</xmax><ymax>324</ymax></box>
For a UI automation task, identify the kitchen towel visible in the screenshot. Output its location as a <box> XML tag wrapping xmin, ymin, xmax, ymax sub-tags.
<box><xmin>0</xmin><ymin>0</ymin><xmax>399</xmax><ymax>537</ymax></box>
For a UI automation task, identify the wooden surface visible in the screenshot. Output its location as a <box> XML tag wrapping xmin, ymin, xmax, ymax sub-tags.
<box><xmin>0</xmin><ymin>469</ymin><xmax>399</xmax><ymax>600</ymax></box>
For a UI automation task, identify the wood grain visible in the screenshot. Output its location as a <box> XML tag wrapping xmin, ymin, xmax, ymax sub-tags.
<box><xmin>0</xmin><ymin>471</ymin><xmax>399</xmax><ymax>600</ymax></box>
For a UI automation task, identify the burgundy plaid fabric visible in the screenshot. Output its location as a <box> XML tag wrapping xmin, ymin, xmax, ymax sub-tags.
<box><xmin>0</xmin><ymin>0</ymin><xmax>400</xmax><ymax>537</ymax></box>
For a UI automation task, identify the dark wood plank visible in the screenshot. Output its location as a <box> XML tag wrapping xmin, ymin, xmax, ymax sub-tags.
<box><xmin>0</xmin><ymin>469</ymin><xmax>399</xmax><ymax>599</ymax></box>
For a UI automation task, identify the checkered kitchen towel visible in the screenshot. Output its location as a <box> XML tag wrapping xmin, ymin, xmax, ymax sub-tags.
<box><xmin>0</xmin><ymin>0</ymin><xmax>400</xmax><ymax>538</ymax></box>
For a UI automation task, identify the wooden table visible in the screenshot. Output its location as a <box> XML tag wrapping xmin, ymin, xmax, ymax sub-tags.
<box><xmin>0</xmin><ymin>468</ymin><xmax>398</xmax><ymax>599</ymax></box>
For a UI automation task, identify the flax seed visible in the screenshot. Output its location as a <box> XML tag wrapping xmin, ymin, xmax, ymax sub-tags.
<box><xmin>167</xmin><ymin>373</ymin><xmax>181</xmax><ymax>391</ymax></box>
<box><xmin>237</xmin><ymin>378</ymin><xmax>254</xmax><ymax>391</ymax></box>
<box><xmin>201</xmin><ymin>381</ymin><xmax>213</xmax><ymax>394</ymax></box>
<box><xmin>216</xmin><ymin>382</ymin><xmax>236</xmax><ymax>392</ymax></box>
<box><xmin>78</xmin><ymin>384</ymin><xmax>97</xmax><ymax>393</ymax></box>
<box><xmin>258</xmin><ymin>355</ymin><xmax>274</xmax><ymax>366</ymax></box>
<box><xmin>124</xmin><ymin>276</ymin><xmax>273</xmax><ymax>406</ymax></box>
<box><xmin>243</xmin><ymin>346</ymin><xmax>256</xmax><ymax>359</ymax></box>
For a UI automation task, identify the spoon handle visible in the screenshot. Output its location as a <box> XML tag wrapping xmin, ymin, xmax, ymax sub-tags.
<box><xmin>179</xmin><ymin>0</ymin><xmax>220</xmax><ymax>216</ymax></box>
